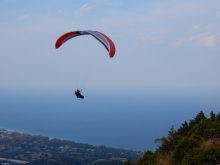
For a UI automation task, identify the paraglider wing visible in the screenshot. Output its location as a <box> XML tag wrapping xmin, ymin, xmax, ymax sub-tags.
<box><xmin>55</xmin><ymin>30</ymin><xmax>116</xmax><ymax>58</ymax></box>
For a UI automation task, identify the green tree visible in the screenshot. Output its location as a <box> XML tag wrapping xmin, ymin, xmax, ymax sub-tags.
<box><xmin>210</xmin><ymin>111</ymin><xmax>216</xmax><ymax>121</ymax></box>
<box><xmin>155</xmin><ymin>125</ymin><xmax>177</xmax><ymax>152</ymax></box>
<box><xmin>136</xmin><ymin>150</ymin><xmax>155</xmax><ymax>165</ymax></box>
<box><xmin>189</xmin><ymin>111</ymin><xmax>206</xmax><ymax>128</ymax></box>
<box><xmin>177</xmin><ymin>121</ymin><xmax>189</xmax><ymax>136</ymax></box>
<box><xmin>173</xmin><ymin>138</ymin><xmax>199</xmax><ymax>164</ymax></box>
<box><xmin>179</xmin><ymin>147</ymin><xmax>220</xmax><ymax>165</ymax></box>
<box><xmin>216</xmin><ymin>112</ymin><xmax>220</xmax><ymax>120</ymax></box>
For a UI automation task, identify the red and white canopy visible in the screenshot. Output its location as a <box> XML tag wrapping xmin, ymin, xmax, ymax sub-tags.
<box><xmin>55</xmin><ymin>30</ymin><xmax>116</xmax><ymax>58</ymax></box>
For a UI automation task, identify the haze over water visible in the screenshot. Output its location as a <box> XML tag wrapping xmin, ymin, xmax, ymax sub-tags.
<box><xmin>1</xmin><ymin>88</ymin><xmax>220</xmax><ymax>151</ymax></box>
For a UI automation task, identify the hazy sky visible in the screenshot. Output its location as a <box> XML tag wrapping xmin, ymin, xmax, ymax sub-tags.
<box><xmin>1</xmin><ymin>0</ymin><xmax>220</xmax><ymax>91</ymax></box>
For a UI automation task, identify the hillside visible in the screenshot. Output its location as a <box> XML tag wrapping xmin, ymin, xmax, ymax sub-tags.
<box><xmin>131</xmin><ymin>111</ymin><xmax>220</xmax><ymax>165</ymax></box>
<box><xmin>0</xmin><ymin>129</ymin><xmax>142</xmax><ymax>165</ymax></box>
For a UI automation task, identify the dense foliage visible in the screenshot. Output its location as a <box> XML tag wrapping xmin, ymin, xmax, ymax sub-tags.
<box><xmin>123</xmin><ymin>111</ymin><xmax>220</xmax><ymax>165</ymax></box>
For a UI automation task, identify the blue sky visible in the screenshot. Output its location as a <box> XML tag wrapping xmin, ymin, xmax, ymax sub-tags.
<box><xmin>1</xmin><ymin>0</ymin><xmax>220</xmax><ymax>91</ymax></box>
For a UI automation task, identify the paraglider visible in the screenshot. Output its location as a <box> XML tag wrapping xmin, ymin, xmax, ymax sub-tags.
<box><xmin>75</xmin><ymin>89</ymin><xmax>84</xmax><ymax>99</ymax></box>
<box><xmin>55</xmin><ymin>30</ymin><xmax>116</xmax><ymax>99</ymax></box>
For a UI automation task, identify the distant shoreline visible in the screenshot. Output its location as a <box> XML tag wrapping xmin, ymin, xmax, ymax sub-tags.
<box><xmin>0</xmin><ymin>127</ymin><xmax>142</xmax><ymax>152</ymax></box>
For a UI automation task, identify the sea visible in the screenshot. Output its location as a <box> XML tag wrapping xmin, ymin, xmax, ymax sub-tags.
<box><xmin>0</xmin><ymin>88</ymin><xmax>220</xmax><ymax>151</ymax></box>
